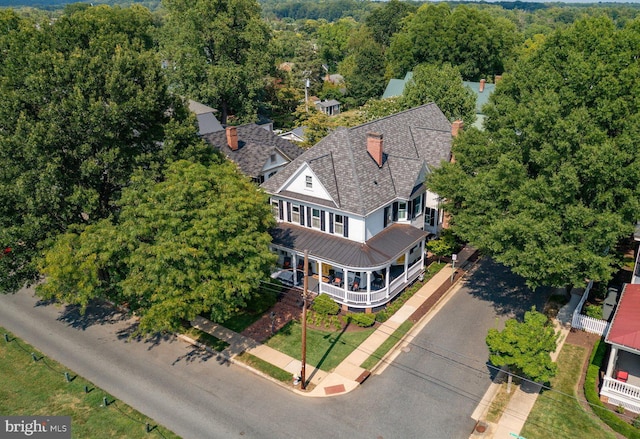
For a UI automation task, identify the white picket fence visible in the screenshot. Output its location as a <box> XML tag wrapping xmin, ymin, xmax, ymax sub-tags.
<box><xmin>570</xmin><ymin>280</ymin><xmax>610</xmax><ymax>335</ymax></box>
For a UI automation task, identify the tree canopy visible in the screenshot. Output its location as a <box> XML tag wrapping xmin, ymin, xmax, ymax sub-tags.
<box><xmin>387</xmin><ymin>4</ymin><xmax>520</xmax><ymax>80</ymax></box>
<box><xmin>0</xmin><ymin>6</ymin><xmax>200</xmax><ymax>293</ymax></box>
<box><xmin>160</xmin><ymin>0</ymin><xmax>273</xmax><ymax>124</ymax></box>
<box><xmin>428</xmin><ymin>16</ymin><xmax>640</xmax><ymax>290</ymax></box>
<box><xmin>38</xmin><ymin>158</ymin><xmax>277</xmax><ymax>333</ymax></box>
<box><xmin>486</xmin><ymin>307</ymin><xmax>558</xmax><ymax>384</ymax></box>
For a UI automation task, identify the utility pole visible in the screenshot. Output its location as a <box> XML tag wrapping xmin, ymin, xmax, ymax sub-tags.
<box><xmin>301</xmin><ymin>249</ymin><xmax>309</xmax><ymax>390</ymax></box>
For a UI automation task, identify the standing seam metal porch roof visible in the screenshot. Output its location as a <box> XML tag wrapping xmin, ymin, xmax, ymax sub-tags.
<box><xmin>606</xmin><ymin>283</ymin><xmax>640</xmax><ymax>354</ymax></box>
<box><xmin>270</xmin><ymin>223</ymin><xmax>428</xmax><ymax>269</ymax></box>
<box><xmin>261</xmin><ymin>103</ymin><xmax>452</xmax><ymax>217</ymax></box>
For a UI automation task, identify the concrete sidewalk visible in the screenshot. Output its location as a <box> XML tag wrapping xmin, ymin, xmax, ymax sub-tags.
<box><xmin>183</xmin><ymin>249</ymin><xmax>477</xmax><ymax>397</ymax></box>
<box><xmin>470</xmin><ymin>290</ymin><xmax>582</xmax><ymax>438</ymax></box>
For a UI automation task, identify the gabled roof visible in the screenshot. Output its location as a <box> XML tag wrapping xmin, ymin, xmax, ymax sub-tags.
<box><xmin>606</xmin><ymin>283</ymin><xmax>640</xmax><ymax>353</ymax></box>
<box><xmin>203</xmin><ymin>124</ymin><xmax>304</xmax><ymax>179</ymax></box>
<box><xmin>316</xmin><ymin>99</ymin><xmax>340</xmax><ymax>108</ymax></box>
<box><xmin>381</xmin><ymin>72</ymin><xmax>414</xmax><ymax>99</ymax></box>
<box><xmin>261</xmin><ymin>104</ymin><xmax>452</xmax><ymax>216</ymax></box>
<box><xmin>188</xmin><ymin>100</ymin><xmax>224</xmax><ymax>135</ymax></box>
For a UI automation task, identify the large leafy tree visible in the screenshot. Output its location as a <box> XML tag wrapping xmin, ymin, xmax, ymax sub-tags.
<box><xmin>486</xmin><ymin>307</ymin><xmax>558</xmax><ymax>385</ymax></box>
<box><xmin>402</xmin><ymin>63</ymin><xmax>476</xmax><ymax>126</ymax></box>
<box><xmin>0</xmin><ymin>6</ymin><xmax>199</xmax><ymax>293</ymax></box>
<box><xmin>38</xmin><ymin>158</ymin><xmax>277</xmax><ymax>333</ymax></box>
<box><xmin>387</xmin><ymin>4</ymin><xmax>520</xmax><ymax>80</ymax></box>
<box><xmin>365</xmin><ymin>0</ymin><xmax>416</xmax><ymax>47</ymax></box>
<box><xmin>339</xmin><ymin>27</ymin><xmax>386</xmax><ymax>107</ymax></box>
<box><xmin>428</xmin><ymin>17</ymin><xmax>640</xmax><ymax>291</ymax></box>
<box><xmin>160</xmin><ymin>0</ymin><xmax>273</xmax><ymax>124</ymax></box>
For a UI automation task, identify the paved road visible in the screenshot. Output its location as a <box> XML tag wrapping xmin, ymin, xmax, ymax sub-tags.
<box><xmin>0</xmin><ymin>258</ymin><xmax>547</xmax><ymax>439</ymax></box>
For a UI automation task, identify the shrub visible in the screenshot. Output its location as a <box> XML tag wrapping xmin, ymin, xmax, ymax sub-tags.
<box><xmin>584</xmin><ymin>304</ymin><xmax>603</xmax><ymax>320</ymax></box>
<box><xmin>312</xmin><ymin>294</ymin><xmax>340</xmax><ymax>315</ymax></box>
<box><xmin>633</xmin><ymin>415</ymin><xmax>640</xmax><ymax>429</ymax></box>
<box><xmin>348</xmin><ymin>312</ymin><xmax>376</xmax><ymax>327</ymax></box>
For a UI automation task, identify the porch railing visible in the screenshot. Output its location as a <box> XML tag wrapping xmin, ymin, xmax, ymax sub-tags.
<box><xmin>570</xmin><ymin>280</ymin><xmax>610</xmax><ymax>336</ymax></box>
<box><xmin>319</xmin><ymin>265</ymin><xmax>424</xmax><ymax>308</ymax></box>
<box><xmin>601</xmin><ymin>377</ymin><xmax>640</xmax><ymax>413</ymax></box>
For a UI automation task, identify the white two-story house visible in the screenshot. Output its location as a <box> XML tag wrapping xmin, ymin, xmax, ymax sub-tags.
<box><xmin>261</xmin><ymin>104</ymin><xmax>456</xmax><ymax>312</ymax></box>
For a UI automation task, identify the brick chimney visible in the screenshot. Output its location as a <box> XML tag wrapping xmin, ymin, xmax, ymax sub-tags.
<box><xmin>479</xmin><ymin>79</ymin><xmax>486</xmax><ymax>93</ymax></box>
<box><xmin>495</xmin><ymin>74</ymin><xmax>502</xmax><ymax>84</ymax></box>
<box><xmin>226</xmin><ymin>126</ymin><xmax>238</xmax><ymax>151</ymax></box>
<box><xmin>367</xmin><ymin>132</ymin><xmax>383</xmax><ymax>168</ymax></box>
<box><xmin>451</xmin><ymin>120</ymin><xmax>464</xmax><ymax>137</ymax></box>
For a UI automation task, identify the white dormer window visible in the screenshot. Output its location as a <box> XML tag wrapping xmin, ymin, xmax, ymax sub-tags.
<box><xmin>306</xmin><ymin>176</ymin><xmax>313</xmax><ymax>188</ymax></box>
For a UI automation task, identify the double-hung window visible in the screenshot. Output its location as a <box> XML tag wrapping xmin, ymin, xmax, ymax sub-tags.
<box><xmin>271</xmin><ymin>201</ymin><xmax>279</xmax><ymax>218</ymax></box>
<box><xmin>334</xmin><ymin>214</ymin><xmax>344</xmax><ymax>235</ymax></box>
<box><xmin>306</xmin><ymin>176</ymin><xmax>313</xmax><ymax>188</ymax></box>
<box><xmin>413</xmin><ymin>195</ymin><xmax>422</xmax><ymax>217</ymax></box>
<box><xmin>398</xmin><ymin>202</ymin><xmax>407</xmax><ymax>220</ymax></box>
<box><xmin>312</xmin><ymin>208</ymin><xmax>321</xmax><ymax>228</ymax></box>
<box><xmin>291</xmin><ymin>205</ymin><xmax>300</xmax><ymax>223</ymax></box>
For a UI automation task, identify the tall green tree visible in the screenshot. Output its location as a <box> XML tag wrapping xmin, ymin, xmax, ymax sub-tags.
<box><xmin>0</xmin><ymin>6</ymin><xmax>200</xmax><ymax>293</ymax></box>
<box><xmin>365</xmin><ymin>0</ymin><xmax>416</xmax><ymax>47</ymax></box>
<box><xmin>402</xmin><ymin>63</ymin><xmax>476</xmax><ymax>126</ymax></box>
<box><xmin>160</xmin><ymin>0</ymin><xmax>273</xmax><ymax>124</ymax></box>
<box><xmin>486</xmin><ymin>307</ymin><xmax>558</xmax><ymax>385</ymax></box>
<box><xmin>339</xmin><ymin>27</ymin><xmax>386</xmax><ymax>107</ymax></box>
<box><xmin>38</xmin><ymin>158</ymin><xmax>277</xmax><ymax>333</ymax></box>
<box><xmin>386</xmin><ymin>4</ymin><xmax>520</xmax><ymax>80</ymax></box>
<box><xmin>428</xmin><ymin>16</ymin><xmax>640</xmax><ymax>291</ymax></box>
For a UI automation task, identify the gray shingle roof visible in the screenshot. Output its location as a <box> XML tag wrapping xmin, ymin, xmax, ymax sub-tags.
<box><xmin>203</xmin><ymin>124</ymin><xmax>304</xmax><ymax>179</ymax></box>
<box><xmin>261</xmin><ymin>104</ymin><xmax>452</xmax><ymax>216</ymax></box>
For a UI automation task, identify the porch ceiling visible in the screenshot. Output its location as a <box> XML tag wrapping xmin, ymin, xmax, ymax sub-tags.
<box><xmin>270</xmin><ymin>223</ymin><xmax>427</xmax><ymax>269</ymax></box>
<box><xmin>606</xmin><ymin>283</ymin><xmax>640</xmax><ymax>353</ymax></box>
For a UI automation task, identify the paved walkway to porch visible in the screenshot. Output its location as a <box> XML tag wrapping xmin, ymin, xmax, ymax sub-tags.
<box><xmin>181</xmin><ymin>246</ymin><xmax>478</xmax><ymax>397</ymax></box>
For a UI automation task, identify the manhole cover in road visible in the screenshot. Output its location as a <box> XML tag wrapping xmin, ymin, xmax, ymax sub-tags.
<box><xmin>401</xmin><ymin>346</ymin><xmax>411</xmax><ymax>353</ymax></box>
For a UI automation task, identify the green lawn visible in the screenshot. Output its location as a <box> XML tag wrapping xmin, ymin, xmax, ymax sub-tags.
<box><xmin>265</xmin><ymin>321</ymin><xmax>375</xmax><ymax>371</ymax></box>
<box><xmin>360</xmin><ymin>320</ymin><xmax>413</xmax><ymax>370</ymax></box>
<box><xmin>520</xmin><ymin>343</ymin><xmax>616</xmax><ymax>439</ymax></box>
<box><xmin>0</xmin><ymin>328</ymin><xmax>180</xmax><ymax>439</ymax></box>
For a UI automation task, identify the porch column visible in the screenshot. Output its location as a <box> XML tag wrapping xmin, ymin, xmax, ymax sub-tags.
<box><xmin>292</xmin><ymin>253</ymin><xmax>299</xmax><ymax>285</ymax></box>
<box><xmin>366</xmin><ymin>271</ymin><xmax>372</xmax><ymax>304</ymax></box>
<box><xmin>420</xmin><ymin>239</ymin><xmax>425</xmax><ymax>269</ymax></box>
<box><xmin>318</xmin><ymin>260</ymin><xmax>324</xmax><ymax>295</ymax></box>
<box><xmin>404</xmin><ymin>251</ymin><xmax>409</xmax><ymax>282</ymax></box>
<box><xmin>605</xmin><ymin>346</ymin><xmax>618</xmax><ymax>379</ymax></box>
<box><xmin>385</xmin><ymin>266</ymin><xmax>390</xmax><ymax>298</ymax></box>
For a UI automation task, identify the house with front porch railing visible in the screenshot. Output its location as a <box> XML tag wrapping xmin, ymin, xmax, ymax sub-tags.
<box><xmin>261</xmin><ymin>104</ymin><xmax>456</xmax><ymax>312</ymax></box>
<box><xmin>601</xmin><ymin>283</ymin><xmax>640</xmax><ymax>413</ymax></box>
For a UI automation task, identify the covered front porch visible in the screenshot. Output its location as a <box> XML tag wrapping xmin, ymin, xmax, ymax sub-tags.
<box><xmin>601</xmin><ymin>283</ymin><xmax>640</xmax><ymax>413</ymax></box>
<box><xmin>270</xmin><ymin>223</ymin><xmax>427</xmax><ymax>310</ymax></box>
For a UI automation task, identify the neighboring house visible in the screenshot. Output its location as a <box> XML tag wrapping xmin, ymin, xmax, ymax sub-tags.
<box><xmin>188</xmin><ymin>100</ymin><xmax>224</xmax><ymax>135</ymax></box>
<box><xmin>278</xmin><ymin>126</ymin><xmax>306</xmax><ymax>144</ymax></box>
<box><xmin>381</xmin><ymin>72</ymin><xmax>413</xmax><ymax>99</ymax></box>
<box><xmin>381</xmin><ymin>73</ymin><xmax>498</xmax><ymax>130</ymax></box>
<box><xmin>261</xmin><ymin>104</ymin><xmax>457</xmax><ymax>311</ymax></box>
<box><xmin>462</xmin><ymin>79</ymin><xmax>497</xmax><ymax>130</ymax></box>
<box><xmin>601</xmin><ymin>282</ymin><xmax>640</xmax><ymax>413</ymax></box>
<box><xmin>203</xmin><ymin>124</ymin><xmax>304</xmax><ymax>184</ymax></box>
<box><xmin>314</xmin><ymin>99</ymin><xmax>341</xmax><ymax>116</ymax></box>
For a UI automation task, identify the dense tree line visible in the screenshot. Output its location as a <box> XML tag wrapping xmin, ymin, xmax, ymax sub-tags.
<box><xmin>428</xmin><ymin>16</ymin><xmax>640</xmax><ymax>291</ymax></box>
